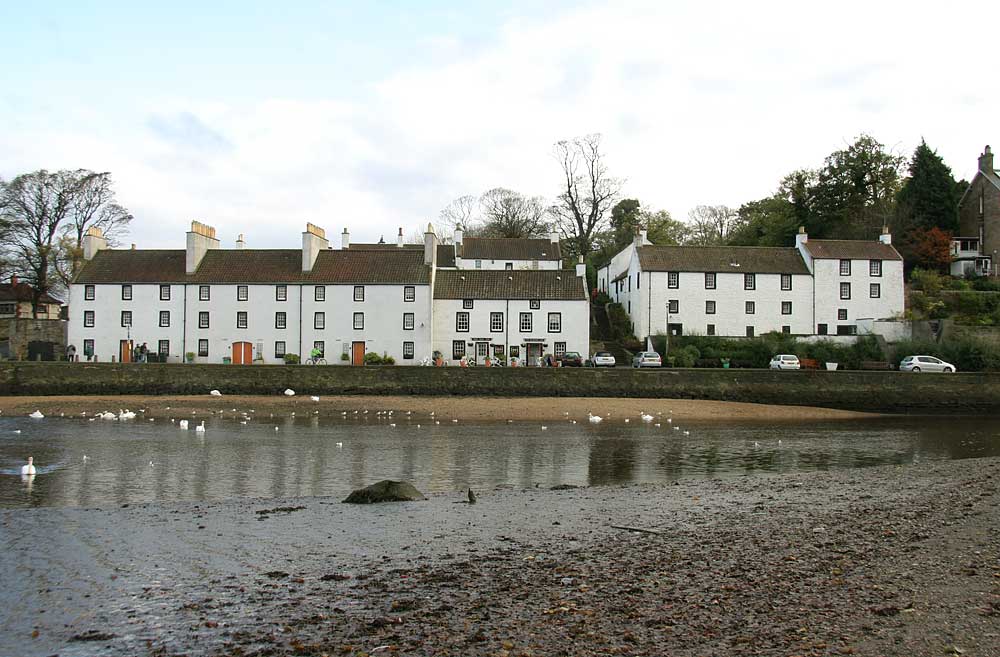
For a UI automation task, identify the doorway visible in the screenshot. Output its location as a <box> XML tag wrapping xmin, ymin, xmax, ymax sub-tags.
<box><xmin>119</xmin><ymin>340</ymin><xmax>133</xmax><ymax>363</ymax></box>
<box><xmin>232</xmin><ymin>341</ymin><xmax>253</xmax><ymax>364</ymax></box>
<box><xmin>351</xmin><ymin>341</ymin><xmax>366</xmax><ymax>366</ymax></box>
<box><xmin>526</xmin><ymin>343</ymin><xmax>542</xmax><ymax>366</ymax></box>
<box><xmin>475</xmin><ymin>342</ymin><xmax>489</xmax><ymax>364</ymax></box>
<box><xmin>667</xmin><ymin>323</ymin><xmax>684</xmax><ymax>337</ymax></box>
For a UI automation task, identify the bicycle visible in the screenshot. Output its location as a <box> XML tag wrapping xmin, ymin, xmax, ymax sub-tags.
<box><xmin>304</xmin><ymin>357</ymin><xmax>327</xmax><ymax>365</ymax></box>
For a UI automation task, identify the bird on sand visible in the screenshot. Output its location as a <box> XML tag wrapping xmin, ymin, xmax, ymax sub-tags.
<box><xmin>468</xmin><ymin>488</ymin><xmax>477</xmax><ymax>504</ymax></box>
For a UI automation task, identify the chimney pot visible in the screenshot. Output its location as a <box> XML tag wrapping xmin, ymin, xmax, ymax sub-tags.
<box><xmin>980</xmin><ymin>145</ymin><xmax>995</xmax><ymax>174</ymax></box>
<box><xmin>341</xmin><ymin>228</ymin><xmax>350</xmax><ymax>250</ymax></box>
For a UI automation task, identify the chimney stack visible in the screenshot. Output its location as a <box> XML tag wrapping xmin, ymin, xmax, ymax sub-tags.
<box><xmin>549</xmin><ymin>230</ymin><xmax>559</xmax><ymax>244</ymax></box>
<box><xmin>397</xmin><ymin>227</ymin><xmax>404</xmax><ymax>248</ymax></box>
<box><xmin>186</xmin><ymin>221</ymin><xmax>220</xmax><ymax>274</ymax></box>
<box><xmin>10</xmin><ymin>274</ymin><xmax>18</xmax><ymax>286</ymax></box>
<box><xmin>879</xmin><ymin>226</ymin><xmax>892</xmax><ymax>245</ymax></box>
<box><xmin>341</xmin><ymin>227</ymin><xmax>350</xmax><ymax>250</ymax></box>
<box><xmin>980</xmin><ymin>145</ymin><xmax>994</xmax><ymax>174</ymax></box>
<box><xmin>454</xmin><ymin>225</ymin><xmax>464</xmax><ymax>246</ymax></box>
<box><xmin>795</xmin><ymin>225</ymin><xmax>809</xmax><ymax>248</ymax></box>
<box><xmin>236</xmin><ymin>233</ymin><xmax>246</xmax><ymax>249</ymax></box>
<box><xmin>424</xmin><ymin>223</ymin><xmax>438</xmax><ymax>267</ymax></box>
<box><xmin>82</xmin><ymin>226</ymin><xmax>109</xmax><ymax>261</ymax></box>
<box><xmin>302</xmin><ymin>223</ymin><xmax>329</xmax><ymax>272</ymax></box>
<box><xmin>575</xmin><ymin>255</ymin><xmax>586</xmax><ymax>278</ymax></box>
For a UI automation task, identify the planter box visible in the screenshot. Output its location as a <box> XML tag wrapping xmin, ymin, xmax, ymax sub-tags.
<box><xmin>825</xmin><ymin>362</ymin><xmax>838</xmax><ymax>371</ymax></box>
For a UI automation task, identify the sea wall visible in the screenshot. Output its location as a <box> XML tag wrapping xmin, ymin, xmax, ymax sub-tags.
<box><xmin>1</xmin><ymin>362</ymin><xmax>998</xmax><ymax>414</ymax></box>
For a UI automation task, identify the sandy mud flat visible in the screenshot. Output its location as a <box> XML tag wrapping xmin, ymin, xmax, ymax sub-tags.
<box><xmin>1</xmin><ymin>456</ymin><xmax>998</xmax><ymax>657</ymax></box>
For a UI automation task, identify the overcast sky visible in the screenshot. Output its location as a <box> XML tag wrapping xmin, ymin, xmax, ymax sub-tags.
<box><xmin>1</xmin><ymin>1</ymin><xmax>994</xmax><ymax>249</ymax></box>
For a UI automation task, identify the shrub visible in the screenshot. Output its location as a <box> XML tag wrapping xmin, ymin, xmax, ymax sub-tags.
<box><xmin>593</xmin><ymin>290</ymin><xmax>612</xmax><ymax>305</ymax></box>
<box><xmin>606</xmin><ymin>303</ymin><xmax>636</xmax><ymax>341</ymax></box>
<box><xmin>889</xmin><ymin>337</ymin><xmax>1000</xmax><ymax>372</ymax></box>
<box><xmin>382</xmin><ymin>355</ymin><xmax>396</xmax><ymax>365</ymax></box>
<box><xmin>363</xmin><ymin>352</ymin><xmax>382</xmax><ymax>365</ymax></box>
<box><xmin>910</xmin><ymin>268</ymin><xmax>945</xmax><ymax>294</ymax></box>
<box><xmin>340</xmin><ymin>352</ymin><xmax>349</xmax><ymax>361</ymax></box>
<box><xmin>283</xmin><ymin>353</ymin><xmax>300</xmax><ymax>364</ymax></box>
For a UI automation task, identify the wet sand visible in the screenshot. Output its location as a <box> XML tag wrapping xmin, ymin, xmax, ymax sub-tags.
<box><xmin>2</xmin><ymin>457</ymin><xmax>998</xmax><ymax>657</ymax></box>
<box><xmin>0</xmin><ymin>394</ymin><xmax>877</xmax><ymax>423</ymax></box>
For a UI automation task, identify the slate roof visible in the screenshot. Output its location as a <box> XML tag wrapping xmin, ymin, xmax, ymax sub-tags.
<box><xmin>348</xmin><ymin>242</ymin><xmax>456</xmax><ymax>267</ymax></box>
<box><xmin>801</xmin><ymin>240</ymin><xmax>902</xmax><ymax>261</ymax></box>
<box><xmin>75</xmin><ymin>248</ymin><xmax>431</xmax><ymax>285</ymax></box>
<box><xmin>636</xmin><ymin>245</ymin><xmax>810</xmax><ymax>275</ymax></box>
<box><xmin>436</xmin><ymin>244</ymin><xmax>456</xmax><ymax>268</ymax></box>
<box><xmin>433</xmin><ymin>270</ymin><xmax>585</xmax><ymax>300</ymax></box>
<box><xmin>0</xmin><ymin>282</ymin><xmax>62</xmax><ymax>305</ymax></box>
<box><xmin>459</xmin><ymin>238</ymin><xmax>561</xmax><ymax>261</ymax></box>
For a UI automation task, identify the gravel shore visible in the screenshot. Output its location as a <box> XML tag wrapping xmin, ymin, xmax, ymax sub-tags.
<box><xmin>2</xmin><ymin>456</ymin><xmax>998</xmax><ymax>657</ymax></box>
<box><xmin>0</xmin><ymin>394</ymin><xmax>875</xmax><ymax>423</ymax></box>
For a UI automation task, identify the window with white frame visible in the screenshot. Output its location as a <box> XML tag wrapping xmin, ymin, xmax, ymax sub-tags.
<box><xmin>84</xmin><ymin>310</ymin><xmax>95</xmax><ymax>327</ymax></box>
<box><xmin>84</xmin><ymin>285</ymin><xmax>95</xmax><ymax>300</ymax></box>
<box><xmin>237</xmin><ymin>285</ymin><xmax>248</xmax><ymax>301</ymax></box>
<box><xmin>554</xmin><ymin>342</ymin><xmax>566</xmax><ymax>356</ymax></box>
<box><xmin>456</xmin><ymin>311</ymin><xmax>469</xmax><ymax>332</ymax></box>
<box><xmin>198</xmin><ymin>339</ymin><xmax>209</xmax><ymax>357</ymax></box>
<box><xmin>548</xmin><ymin>312</ymin><xmax>561</xmax><ymax>332</ymax></box>
<box><xmin>121</xmin><ymin>284</ymin><xmax>132</xmax><ymax>300</ymax></box>
<box><xmin>838</xmin><ymin>308</ymin><xmax>848</xmax><ymax>321</ymax></box>
<box><xmin>840</xmin><ymin>259</ymin><xmax>851</xmax><ymax>276</ymax></box>
<box><xmin>237</xmin><ymin>311</ymin><xmax>248</xmax><ymax>329</ymax></box>
<box><xmin>870</xmin><ymin>260</ymin><xmax>882</xmax><ymax>277</ymax></box>
<box><xmin>519</xmin><ymin>312</ymin><xmax>532</xmax><ymax>332</ymax></box>
<box><xmin>403</xmin><ymin>312</ymin><xmax>414</xmax><ymax>330</ymax></box>
<box><xmin>158</xmin><ymin>340</ymin><xmax>169</xmax><ymax>355</ymax></box>
<box><xmin>840</xmin><ymin>282</ymin><xmax>851</xmax><ymax>299</ymax></box>
<box><xmin>314</xmin><ymin>312</ymin><xmax>325</xmax><ymax>329</ymax></box>
<box><xmin>83</xmin><ymin>339</ymin><xmax>94</xmax><ymax>356</ymax></box>
<box><xmin>668</xmin><ymin>299</ymin><xmax>679</xmax><ymax>314</ymax></box>
<box><xmin>781</xmin><ymin>301</ymin><xmax>792</xmax><ymax>315</ymax></box>
<box><xmin>452</xmin><ymin>340</ymin><xmax>466</xmax><ymax>359</ymax></box>
<box><xmin>314</xmin><ymin>286</ymin><xmax>325</xmax><ymax>302</ymax></box>
<box><xmin>275</xmin><ymin>285</ymin><xmax>287</xmax><ymax>302</ymax></box>
<box><xmin>353</xmin><ymin>312</ymin><xmax>364</xmax><ymax>330</ymax></box>
<box><xmin>705</xmin><ymin>272</ymin><xmax>716</xmax><ymax>289</ymax></box>
<box><xmin>529</xmin><ymin>299</ymin><xmax>540</xmax><ymax>310</ymax></box>
<box><xmin>705</xmin><ymin>300</ymin><xmax>716</xmax><ymax>315</ymax></box>
<box><xmin>403</xmin><ymin>286</ymin><xmax>415</xmax><ymax>302</ymax></box>
<box><xmin>403</xmin><ymin>341</ymin><xmax>414</xmax><ymax>359</ymax></box>
<box><xmin>463</xmin><ymin>298</ymin><xmax>474</xmax><ymax>309</ymax></box>
<box><xmin>275</xmin><ymin>311</ymin><xmax>286</xmax><ymax>329</ymax></box>
<box><xmin>159</xmin><ymin>285</ymin><xmax>170</xmax><ymax>301</ymax></box>
<box><xmin>870</xmin><ymin>283</ymin><xmax>881</xmax><ymax>298</ymax></box>
<box><xmin>745</xmin><ymin>301</ymin><xmax>755</xmax><ymax>315</ymax></box>
<box><xmin>198</xmin><ymin>311</ymin><xmax>209</xmax><ymax>328</ymax></box>
<box><xmin>781</xmin><ymin>274</ymin><xmax>792</xmax><ymax>291</ymax></box>
<box><xmin>744</xmin><ymin>273</ymin><xmax>755</xmax><ymax>290</ymax></box>
<box><xmin>121</xmin><ymin>310</ymin><xmax>132</xmax><ymax>327</ymax></box>
<box><xmin>354</xmin><ymin>286</ymin><xmax>365</xmax><ymax>302</ymax></box>
<box><xmin>199</xmin><ymin>285</ymin><xmax>210</xmax><ymax>301</ymax></box>
<box><xmin>667</xmin><ymin>272</ymin><xmax>679</xmax><ymax>289</ymax></box>
<box><xmin>159</xmin><ymin>310</ymin><xmax>170</xmax><ymax>327</ymax></box>
<box><xmin>275</xmin><ymin>341</ymin><xmax>286</xmax><ymax>358</ymax></box>
<box><xmin>490</xmin><ymin>312</ymin><xmax>503</xmax><ymax>332</ymax></box>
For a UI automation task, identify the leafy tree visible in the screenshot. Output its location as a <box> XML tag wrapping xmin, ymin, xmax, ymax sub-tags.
<box><xmin>900</xmin><ymin>226</ymin><xmax>953</xmax><ymax>272</ymax></box>
<box><xmin>893</xmin><ymin>140</ymin><xmax>961</xmax><ymax>271</ymax></box>
<box><xmin>551</xmin><ymin>134</ymin><xmax>622</xmax><ymax>260</ymax></box>
<box><xmin>478</xmin><ymin>188</ymin><xmax>548</xmax><ymax>238</ymax></box>
<box><xmin>590</xmin><ymin>201</ymin><xmax>687</xmax><ymax>269</ymax></box>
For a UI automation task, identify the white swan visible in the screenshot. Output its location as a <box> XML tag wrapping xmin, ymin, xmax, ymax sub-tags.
<box><xmin>20</xmin><ymin>457</ymin><xmax>36</xmax><ymax>475</ymax></box>
<box><xmin>118</xmin><ymin>409</ymin><xmax>136</xmax><ymax>420</ymax></box>
<box><xmin>588</xmin><ymin>413</ymin><xmax>603</xmax><ymax>424</ymax></box>
<box><xmin>195</xmin><ymin>421</ymin><xmax>206</xmax><ymax>433</ymax></box>
<box><xmin>310</xmin><ymin>396</ymin><xmax>320</xmax><ymax>402</ymax></box>
<box><xmin>178</xmin><ymin>419</ymin><xmax>189</xmax><ymax>430</ymax></box>
<box><xmin>99</xmin><ymin>411</ymin><xmax>116</xmax><ymax>421</ymax></box>
<box><xmin>641</xmin><ymin>414</ymin><xmax>654</xmax><ymax>423</ymax></box>
<box><xmin>28</xmin><ymin>410</ymin><xmax>44</xmax><ymax>419</ymax></box>
<box><xmin>283</xmin><ymin>389</ymin><xmax>295</xmax><ymax>396</ymax></box>
<box><xmin>209</xmin><ymin>390</ymin><xmax>222</xmax><ymax>396</ymax></box>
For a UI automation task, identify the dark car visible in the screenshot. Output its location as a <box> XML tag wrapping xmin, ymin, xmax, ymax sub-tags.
<box><xmin>557</xmin><ymin>351</ymin><xmax>584</xmax><ymax>367</ymax></box>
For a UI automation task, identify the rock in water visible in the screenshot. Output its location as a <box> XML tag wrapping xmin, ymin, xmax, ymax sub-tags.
<box><xmin>468</xmin><ymin>488</ymin><xmax>477</xmax><ymax>504</ymax></box>
<box><xmin>343</xmin><ymin>480</ymin><xmax>426</xmax><ymax>504</ymax></box>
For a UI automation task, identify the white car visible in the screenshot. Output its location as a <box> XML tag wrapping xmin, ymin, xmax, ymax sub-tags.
<box><xmin>899</xmin><ymin>355</ymin><xmax>956</xmax><ymax>373</ymax></box>
<box><xmin>769</xmin><ymin>354</ymin><xmax>800</xmax><ymax>370</ymax></box>
<box><xmin>591</xmin><ymin>351</ymin><xmax>617</xmax><ymax>367</ymax></box>
<box><xmin>632</xmin><ymin>351</ymin><xmax>662</xmax><ymax>368</ymax></box>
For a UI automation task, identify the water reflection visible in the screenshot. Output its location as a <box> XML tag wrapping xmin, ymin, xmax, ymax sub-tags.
<box><xmin>0</xmin><ymin>415</ymin><xmax>998</xmax><ymax>509</ymax></box>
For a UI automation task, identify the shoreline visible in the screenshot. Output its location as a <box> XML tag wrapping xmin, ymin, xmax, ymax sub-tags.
<box><xmin>2</xmin><ymin>457</ymin><xmax>997</xmax><ymax>656</ymax></box>
<box><xmin>0</xmin><ymin>394</ymin><xmax>881</xmax><ymax>422</ymax></box>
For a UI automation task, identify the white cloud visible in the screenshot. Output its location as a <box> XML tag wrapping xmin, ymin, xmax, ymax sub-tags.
<box><xmin>1</xmin><ymin>0</ymin><xmax>997</xmax><ymax>248</ymax></box>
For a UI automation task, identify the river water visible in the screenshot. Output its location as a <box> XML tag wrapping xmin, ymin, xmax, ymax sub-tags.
<box><xmin>1</xmin><ymin>413</ymin><xmax>997</xmax><ymax>509</ymax></box>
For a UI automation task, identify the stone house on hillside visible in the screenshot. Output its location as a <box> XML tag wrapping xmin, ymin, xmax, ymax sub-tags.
<box><xmin>956</xmin><ymin>145</ymin><xmax>1000</xmax><ymax>277</ymax></box>
<box><xmin>0</xmin><ymin>276</ymin><xmax>63</xmax><ymax>319</ymax></box>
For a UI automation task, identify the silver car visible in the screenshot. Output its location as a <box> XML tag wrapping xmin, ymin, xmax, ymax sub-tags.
<box><xmin>632</xmin><ymin>351</ymin><xmax>662</xmax><ymax>368</ymax></box>
<box><xmin>899</xmin><ymin>355</ymin><xmax>956</xmax><ymax>373</ymax></box>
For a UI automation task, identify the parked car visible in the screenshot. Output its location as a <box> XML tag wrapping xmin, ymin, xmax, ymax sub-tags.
<box><xmin>591</xmin><ymin>351</ymin><xmax>617</xmax><ymax>367</ymax></box>
<box><xmin>632</xmin><ymin>351</ymin><xmax>662</xmax><ymax>368</ymax></box>
<box><xmin>899</xmin><ymin>355</ymin><xmax>957</xmax><ymax>373</ymax></box>
<box><xmin>769</xmin><ymin>354</ymin><xmax>801</xmax><ymax>370</ymax></box>
<box><xmin>557</xmin><ymin>351</ymin><xmax>584</xmax><ymax>367</ymax></box>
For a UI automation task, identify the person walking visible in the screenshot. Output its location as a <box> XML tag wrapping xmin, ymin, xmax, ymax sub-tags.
<box><xmin>140</xmin><ymin>342</ymin><xmax>148</xmax><ymax>363</ymax></box>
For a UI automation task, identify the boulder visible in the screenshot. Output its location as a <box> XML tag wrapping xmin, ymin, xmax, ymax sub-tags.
<box><xmin>343</xmin><ymin>480</ymin><xmax>426</xmax><ymax>504</ymax></box>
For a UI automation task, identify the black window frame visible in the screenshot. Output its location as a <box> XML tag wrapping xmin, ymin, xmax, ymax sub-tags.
<box><xmin>746</xmin><ymin>326</ymin><xmax>755</xmax><ymax>338</ymax></box>
<box><xmin>121</xmin><ymin>284</ymin><xmax>132</xmax><ymax>301</ymax></box>
<box><xmin>83</xmin><ymin>310</ymin><xmax>95</xmax><ymax>327</ymax></box>
<box><xmin>198</xmin><ymin>311</ymin><xmax>209</xmax><ymax>329</ymax></box>
<box><xmin>314</xmin><ymin>286</ymin><xmax>325</xmax><ymax>302</ymax></box>
<box><xmin>84</xmin><ymin>284</ymin><xmax>95</xmax><ymax>301</ymax></box>
<box><xmin>838</xmin><ymin>308</ymin><xmax>848</xmax><ymax>321</ymax></box>
<box><xmin>275</xmin><ymin>285</ymin><xmax>287</xmax><ymax>302</ymax></box>
<box><xmin>403</xmin><ymin>341</ymin><xmax>414</xmax><ymax>359</ymax></box>
<box><xmin>840</xmin><ymin>282</ymin><xmax>851</xmax><ymax>300</ymax></box>
<box><xmin>840</xmin><ymin>259</ymin><xmax>851</xmax><ymax>276</ymax></box>
<box><xmin>275</xmin><ymin>311</ymin><xmax>287</xmax><ymax>330</ymax></box>
<box><xmin>519</xmin><ymin>312</ymin><xmax>532</xmax><ymax>332</ymax></box>
<box><xmin>452</xmin><ymin>340</ymin><xmax>466</xmax><ymax>360</ymax></box>
<box><xmin>704</xmin><ymin>272</ymin><xmax>716</xmax><ymax>290</ymax></box>
<box><xmin>781</xmin><ymin>325</ymin><xmax>791</xmax><ymax>335</ymax></box>
<box><xmin>870</xmin><ymin>283</ymin><xmax>881</xmax><ymax>298</ymax></box>
<box><xmin>490</xmin><ymin>312</ymin><xmax>504</xmax><ymax>333</ymax></box>
<box><xmin>121</xmin><ymin>310</ymin><xmax>132</xmax><ymax>327</ymax></box>
<box><xmin>667</xmin><ymin>271</ymin><xmax>679</xmax><ymax>289</ymax></box>
<box><xmin>781</xmin><ymin>274</ymin><xmax>792</xmax><ymax>291</ymax></box>
<box><xmin>668</xmin><ymin>299</ymin><xmax>679</xmax><ymax>314</ymax></box>
<box><xmin>456</xmin><ymin>311</ymin><xmax>470</xmax><ymax>332</ymax></box>
<box><xmin>818</xmin><ymin>323</ymin><xmax>828</xmax><ymax>335</ymax></box>
<box><xmin>237</xmin><ymin>311</ymin><xmax>248</xmax><ymax>329</ymax></box>
<box><xmin>159</xmin><ymin>284</ymin><xmax>170</xmax><ymax>301</ymax></box>
<box><xmin>83</xmin><ymin>338</ymin><xmax>94</xmax><ymax>356</ymax></box>
<box><xmin>403</xmin><ymin>286</ymin><xmax>415</xmax><ymax>302</ymax></box>
<box><xmin>159</xmin><ymin>310</ymin><xmax>170</xmax><ymax>327</ymax></box>
<box><xmin>158</xmin><ymin>340</ymin><xmax>169</xmax><ymax>355</ymax></box>
<box><xmin>353</xmin><ymin>312</ymin><xmax>364</xmax><ymax>330</ymax></box>
<box><xmin>745</xmin><ymin>301</ymin><xmax>755</xmax><ymax>315</ymax></box>
<box><xmin>744</xmin><ymin>273</ymin><xmax>755</xmax><ymax>290</ymax></box>
<box><xmin>354</xmin><ymin>286</ymin><xmax>365</xmax><ymax>302</ymax></box>
<box><xmin>547</xmin><ymin>312</ymin><xmax>561</xmax><ymax>333</ymax></box>
<box><xmin>198</xmin><ymin>339</ymin><xmax>209</xmax><ymax>357</ymax></box>
<box><xmin>275</xmin><ymin>341</ymin><xmax>286</xmax><ymax>358</ymax></box>
<box><xmin>529</xmin><ymin>299</ymin><xmax>540</xmax><ymax>310</ymax></box>
<box><xmin>870</xmin><ymin>260</ymin><xmax>882</xmax><ymax>277</ymax></box>
<box><xmin>705</xmin><ymin>300</ymin><xmax>716</xmax><ymax>315</ymax></box>
<box><xmin>314</xmin><ymin>311</ymin><xmax>325</xmax><ymax>330</ymax></box>
<box><xmin>199</xmin><ymin>285</ymin><xmax>210</xmax><ymax>301</ymax></box>
<box><xmin>707</xmin><ymin>324</ymin><xmax>716</xmax><ymax>336</ymax></box>
<box><xmin>237</xmin><ymin>285</ymin><xmax>249</xmax><ymax>302</ymax></box>
<box><xmin>554</xmin><ymin>341</ymin><xmax>567</xmax><ymax>356</ymax></box>
<box><xmin>463</xmin><ymin>298</ymin><xmax>474</xmax><ymax>309</ymax></box>
<box><xmin>402</xmin><ymin>312</ymin><xmax>414</xmax><ymax>330</ymax></box>
<box><xmin>781</xmin><ymin>301</ymin><xmax>792</xmax><ymax>315</ymax></box>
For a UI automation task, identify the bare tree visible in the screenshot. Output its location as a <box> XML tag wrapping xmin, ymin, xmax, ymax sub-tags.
<box><xmin>551</xmin><ymin>134</ymin><xmax>622</xmax><ymax>260</ymax></box>
<box><xmin>55</xmin><ymin>171</ymin><xmax>132</xmax><ymax>288</ymax></box>
<box><xmin>439</xmin><ymin>195</ymin><xmax>480</xmax><ymax>232</ymax></box>
<box><xmin>685</xmin><ymin>205</ymin><xmax>742</xmax><ymax>245</ymax></box>
<box><xmin>478</xmin><ymin>188</ymin><xmax>549</xmax><ymax>238</ymax></box>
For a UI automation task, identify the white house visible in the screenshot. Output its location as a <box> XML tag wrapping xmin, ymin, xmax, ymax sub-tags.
<box><xmin>451</xmin><ymin>227</ymin><xmax>563</xmax><ymax>271</ymax></box>
<box><xmin>598</xmin><ymin>227</ymin><xmax>904</xmax><ymax>340</ymax></box>
<box><xmin>69</xmin><ymin>221</ymin><xmax>588</xmax><ymax>366</ymax></box>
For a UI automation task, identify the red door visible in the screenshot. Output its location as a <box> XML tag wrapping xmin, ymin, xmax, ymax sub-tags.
<box><xmin>352</xmin><ymin>342</ymin><xmax>365</xmax><ymax>366</ymax></box>
<box><xmin>232</xmin><ymin>342</ymin><xmax>252</xmax><ymax>364</ymax></box>
<box><xmin>119</xmin><ymin>340</ymin><xmax>133</xmax><ymax>363</ymax></box>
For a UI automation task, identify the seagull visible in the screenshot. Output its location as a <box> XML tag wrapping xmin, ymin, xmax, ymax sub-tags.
<box><xmin>209</xmin><ymin>390</ymin><xmax>222</xmax><ymax>397</ymax></box>
<box><xmin>654</xmin><ymin>423</ymin><xmax>661</xmax><ymax>428</ymax></box>
<box><xmin>283</xmin><ymin>389</ymin><xmax>295</xmax><ymax>396</ymax></box>
<box><xmin>641</xmin><ymin>414</ymin><xmax>654</xmax><ymax>423</ymax></box>
<box><xmin>541</xmin><ymin>426</ymin><xmax>548</xmax><ymax>431</ymax></box>
<box><xmin>624</xmin><ymin>418</ymin><xmax>630</xmax><ymax>423</ymax></box>
<box><xmin>20</xmin><ymin>457</ymin><xmax>36</xmax><ymax>475</ymax></box>
<box><xmin>310</xmin><ymin>396</ymin><xmax>320</xmax><ymax>402</ymax></box>
<box><xmin>149</xmin><ymin>461</ymin><xmax>154</xmax><ymax>467</ymax></box>
<box><xmin>389</xmin><ymin>423</ymin><xmax>396</xmax><ymax>427</ymax></box>
<box><xmin>28</xmin><ymin>410</ymin><xmax>44</xmax><ymax>419</ymax></box>
<box><xmin>13</xmin><ymin>429</ymin><xmax>21</xmax><ymax>434</ymax></box>
<box><xmin>274</xmin><ymin>426</ymin><xmax>279</xmax><ymax>431</ymax></box>
<box><xmin>667</xmin><ymin>418</ymin><xmax>673</xmax><ymax>424</ymax></box>
<box><xmin>673</xmin><ymin>426</ymin><xmax>680</xmax><ymax>431</ymax></box>
<box><xmin>335</xmin><ymin>442</ymin><xmax>343</xmax><ymax>448</ymax></box>
<box><xmin>452</xmin><ymin>419</ymin><xmax>458</xmax><ymax>423</ymax></box>
<box><xmin>683</xmin><ymin>430</ymin><xmax>690</xmax><ymax>435</ymax></box>
<box><xmin>753</xmin><ymin>442</ymin><xmax>760</xmax><ymax>448</ymax></box>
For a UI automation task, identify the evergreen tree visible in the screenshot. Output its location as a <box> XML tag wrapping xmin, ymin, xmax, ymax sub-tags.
<box><xmin>895</xmin><ymin>139</ymin><xmax>960</xmax><ymax>234</ymax></box>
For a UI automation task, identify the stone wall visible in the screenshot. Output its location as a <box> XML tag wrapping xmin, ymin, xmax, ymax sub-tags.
<box><xmin>0</xmin><ymin>319</ymin><xmax>67</xmax><ymax>360</ymax></box>
<box><xmin>0</xmin><ymin>362</ymin><xmax>998</xmax><ymax>414</ymax></box>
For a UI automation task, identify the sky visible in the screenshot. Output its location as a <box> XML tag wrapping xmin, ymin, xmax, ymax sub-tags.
<box><xmin>1</xmin><ymin>1</ymin><xmax>995</xmax><ymax>249</ymax></box>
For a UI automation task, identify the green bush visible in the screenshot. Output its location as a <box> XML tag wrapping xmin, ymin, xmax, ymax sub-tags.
<box><xmin>593</xmin><ymin>290</ymin><xmax>612</xmax><ymax>305</ymax></box>
<box><xmin>606</xmin><ymin>303</ymin><xmax>636</xmax><ymax>341</ymax></box>
<box><xmin>382</xmin><ymin>355</ymin><xmax>396</xmax><ymax>365</ymax></box>
<box><xmin>363</xmin><ymin>352</ymin><xmax>382</xmax><ymax>365</ymax></box>
<box><xmin>910</xmin><ymin>268</ymin><xmax>945</xmax><ymax>294</ymax></box>
<box><xmin>971</xmin><ymin>277</ymin><xmax>1000</xmax><ymax>292</ymax></box>
<box><xmin>283</xmin><ymin>353</ymin><xmax>300</xmax><ymax>364</ymax></box>
<box><xmin>889</xmin><ymin>338</ymin><xmax>1000</xmax><ymax>372</ymax></box>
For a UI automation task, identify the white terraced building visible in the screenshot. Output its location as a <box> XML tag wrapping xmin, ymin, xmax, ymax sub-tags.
<box><xmin>68</xmin><ymin>222</ymin><xmax>589</xmax><ymax>365</ymax></box>
<box><xmin>597</xmin><ymin>227</ymin><xmax>904</xmax><ymax>340</ymax></box>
